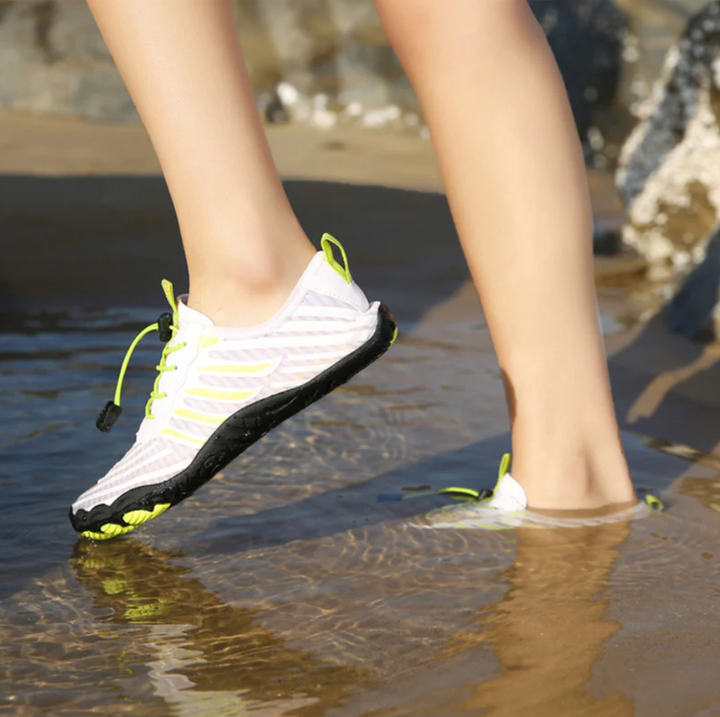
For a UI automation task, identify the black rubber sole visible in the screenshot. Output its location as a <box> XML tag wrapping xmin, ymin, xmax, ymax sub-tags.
<box><xmin>70</xmin><ymin>305</ymin><xmax>397</xmax><ymax>537</ymax></box>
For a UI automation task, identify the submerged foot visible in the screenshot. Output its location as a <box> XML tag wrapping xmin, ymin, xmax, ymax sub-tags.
<box><xmin>70</xmin><ymin>234</ymin><xmax>397</xmax><ymax>540</ymax></box>
<box><xmin>420</xmin><ymin>454</ymin><xmax>663</xmax><ymax>530</ymax></box>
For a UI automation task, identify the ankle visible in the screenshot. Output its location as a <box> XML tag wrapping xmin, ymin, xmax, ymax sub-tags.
<box><xmin>510</xmin><ymin>425</ymin><xmax>636</xmax><ymax>511</ymax></box>
<box><xmin>187</xmin><ymin>241</ymin><xmax>315</xmax><ymax>327</ymax></box>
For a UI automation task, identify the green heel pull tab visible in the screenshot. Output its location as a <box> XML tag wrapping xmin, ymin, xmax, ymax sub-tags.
<box><xmin>497</xmin><ymin>453</ymin><xmax>512</xmax><ymax>483</ymax></box>
<box><xmin>321</xmin><ymin>233</ymin><xmax>353</xmax><ymax>284</ymax></box>
<box><xmin>161</xmin><ymin>279</ymin><xmax>178</xmax><ymax>327</ymax></box>
<box><xmin>644</xmin><ymin>494</ymin><xmax>664</xmax><ymax>512</ymax></box>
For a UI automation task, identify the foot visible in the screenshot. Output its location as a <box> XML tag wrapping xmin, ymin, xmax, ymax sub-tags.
<box><xmin>70</xmin><ymin>234</ymin><xmax>397</xmax><ymax>540</ymax></box>
<box><xmin>419</xmin><ymin>454</ymin><xmax>663</xmax><ymax>530</ymax></box>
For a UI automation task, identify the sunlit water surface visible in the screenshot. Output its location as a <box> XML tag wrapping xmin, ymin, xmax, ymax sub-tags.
<box><xmin>2</xmin><ymin>289</ymin><xmax>720</xmax><ymax>717</ymax></box>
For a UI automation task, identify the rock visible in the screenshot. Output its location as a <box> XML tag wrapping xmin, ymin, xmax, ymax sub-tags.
<box><xmin>666</xmin><ymin>228</ymin><xmax>720</xmax><ymax>339</ymax></box>
<box><xmin>257</xmin><ymin>89</ymin><xmax>288</xmax><ymax>125</ymax></box>
<box><xmin>235</xmin><ymin>0</ymin><xmax>414</xmax><ymax>125</ymax></box>
<box><xmin>614</xmin><ymin>0</ymin><xmax>710</xmax><ymax>111</ymax></box>
<box><xmin>616</xmin><ymin>1</ymin><xmax>720</xmax><ymax>338</ymax></box>
<box><xmin>0</xmin><ymin>0</ymin><xmax>635</xmax><ymax>141</ymax></box>
<box><xmin>0</xmin><ymin>0</ymin><xmax>138</xmax><ymax>121</ymax></box>
<box><xmin>530</xmin><ymin>0</ymin><xmax>628</xmax><ymax>161</ymax></box>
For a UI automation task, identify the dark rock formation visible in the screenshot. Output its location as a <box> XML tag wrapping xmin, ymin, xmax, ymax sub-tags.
<box><xmin>617</xmin><ymin>1</ymin><xmax>720</xmax><ymax>338</ymax></box>
<box><xmin>615</xmin><ymin>0</ymin><xmax>710</xmax><ymax>110</ymax></box>
<box><xmin>531</xmin><ymin>0</ymin><xmax>628</xmax><ymax>160</ymax></box>
<box><xmin>666</xmin><ymin>228</ymin><xmax>720</xmax><ymax>339</ymax></box>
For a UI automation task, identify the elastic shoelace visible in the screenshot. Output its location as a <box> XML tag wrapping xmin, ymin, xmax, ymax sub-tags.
<box><xmin>97</xmin><ymin>280</ymin><xmax>185</xmax><ymax>433</ymax></box>
<box><xmin>379</xmin><ymin>453</ymin><xmax>665</xmax><ymax>512</ymax></box>
<box><xmin>378</xmin><ymin>455</ymin><xmax>509</xmax><ymax>504</ymax></box>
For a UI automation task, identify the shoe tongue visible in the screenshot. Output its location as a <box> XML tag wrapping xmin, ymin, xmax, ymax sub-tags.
<box><xmin>177</xmin><ymin>296</ymin><xmax>215</xmax><ymax>327</ymax></box>
<box><xmin>488</xmin><ymin>473</ymin><xmax>528</xmax><ymax>511</ymax></box>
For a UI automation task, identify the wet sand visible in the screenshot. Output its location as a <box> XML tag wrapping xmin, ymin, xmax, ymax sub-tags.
<box><xmin>2</xmin><ymin>113</ymin><xmax>720</xmax><ymax>716</ymax></box>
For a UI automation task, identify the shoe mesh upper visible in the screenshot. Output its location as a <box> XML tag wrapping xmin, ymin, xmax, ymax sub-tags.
<box><xmin>72</xmin><ymin>260</ymin><xmax>379</xmax><ymax>515</ymax></box>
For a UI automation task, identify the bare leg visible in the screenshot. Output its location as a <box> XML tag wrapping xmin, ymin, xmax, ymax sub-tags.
<box><xmin>375</xmin><ymin>0</ymin><xmax>635</xmax><ymax>510</ymax></box>
<box><xmin>72</xmin><ymin>0</ymin><xmax>398</xmax><ymax>541</ymax></box>
<box><xmin>86</xmin><ymin>0</ymin><xmax>315</xmax><ymax>327</ymax></box>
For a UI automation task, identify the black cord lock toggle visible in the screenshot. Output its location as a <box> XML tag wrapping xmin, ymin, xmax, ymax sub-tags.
<box><xmin>157</xmin><ymin>312</ymin><xmax>174</xmax><ymax>342</ymax></box>
<box><xmin>97</xmin><ymin>401</ymin><xmax>123</xmax><ymax>433</ymax></box>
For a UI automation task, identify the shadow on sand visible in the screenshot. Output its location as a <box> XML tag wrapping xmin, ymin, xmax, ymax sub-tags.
<box><xmin>0</xmin><ymin>175</ymin><xmax>466</xmax><ymax>327</ymax></box>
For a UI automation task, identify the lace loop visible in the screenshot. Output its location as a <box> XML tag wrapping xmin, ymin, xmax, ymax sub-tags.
<box><xmin>145</xmin><ymin>339</ymin><xmax>186</xmax><ymax>420</ymax></box>
<box><xmin>97</xmin><ymin>280</ymin><xmax>185</xmax><ymax>433</ymax></box>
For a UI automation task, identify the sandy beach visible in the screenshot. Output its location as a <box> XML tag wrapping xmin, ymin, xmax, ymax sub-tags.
<box><xmin>2</xmin><ymin>112</ymin><xmax>720</xmax><ymax>716</ymax></box>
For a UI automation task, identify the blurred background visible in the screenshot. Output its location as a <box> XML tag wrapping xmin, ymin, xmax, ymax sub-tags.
<box><xmin>2</xmin><ymin>0</ymin><xmax>720</xmax><ymax>334</ymax></box>
<box><xmin>4</xmin><ymin>2</ymin><xmax>720</xmax><ymax>716</ymax></box>
<box><xmin>0</xmin><ymin>0</ymin><xmax>708</xmax><ymax>147</ymax></box>
<box><xmin>0</xmin><ymin>0</ymin><xmax>706</xmax><ymax>138</ymax></box>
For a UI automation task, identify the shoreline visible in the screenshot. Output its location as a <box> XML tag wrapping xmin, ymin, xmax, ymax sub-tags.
<box><xmin>0</xmin><ymin>111</ymin><xmax>639</xmax><ymax>312</ymax></box>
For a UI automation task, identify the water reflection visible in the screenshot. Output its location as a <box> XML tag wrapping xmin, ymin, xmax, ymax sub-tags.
<box><xmin>434</xmin><ymin>524</ymin><xmax>635</xmax><ymax>716</ymax></box>
<box><xmin>677</xmin><ymin>469</ymin><xmax>720</xmax><ymax>521</ymax></box>
<box><xmin>72</xmin><ymin>540</ymin><xmax>370</xmax><ymax>717</ymax></box>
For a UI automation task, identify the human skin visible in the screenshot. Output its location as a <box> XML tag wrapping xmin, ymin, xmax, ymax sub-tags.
<box><xmin>375</xmin><ymin>0</ymin><xmax>635</xmax><ymax>510</ymax></box>
<box><xmin>86</xmin><ymin>0</ymin><xmax>636</xmax><ymax>511</ymax></box>
<box><xmin>86</xmin><ymin>0</ymin><xmax>316</xmax><ymax>329</ymax></box>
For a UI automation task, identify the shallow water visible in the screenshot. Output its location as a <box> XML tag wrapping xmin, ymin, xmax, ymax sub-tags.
<box><xmin>3</xmin><ymin>180</ymin><xmax>720</xmax><ymax>715</ymax></box>
<box><xmin>2</xmin><ymin>284</ymin><xmax>720</xmax><ymax>717</ymax></box>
